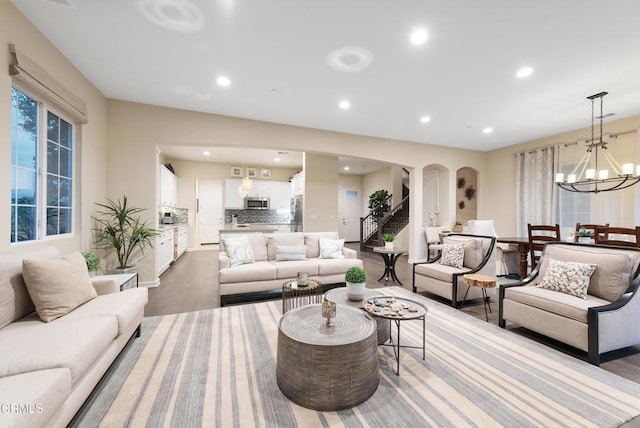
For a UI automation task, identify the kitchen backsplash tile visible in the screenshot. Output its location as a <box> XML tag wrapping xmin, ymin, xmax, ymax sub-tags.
<box><xmin>159</xmin><ymin>206</ymin><xmax>188</xmax><ymax>224</ymax></box>
<box><xmin>225</xmin><ymin>209</ymin><xmax>291</xmax><ymax>224</ymax></box>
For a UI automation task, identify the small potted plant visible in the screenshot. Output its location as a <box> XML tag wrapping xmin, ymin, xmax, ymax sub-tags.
<box><xmin>574</xmin><ymin>227</ymin><xmax>593</xmax><ymax>243</ymax></box>
<box><xmin>82</xmin><ymin>251</ymin><xmax>101</xmax><ymax>276</ymax></box>
<box><xmin>345</xmin><ymin>266</ymin><xmax>367</xmax><ymax>301</ymax></box>
<box><xmin>452</xmin><ymin>219</ymin><xmax>463</xmax><ymax>233</ymax></box>
<box><xmin>382</xmin><ymin>232</ymin><xmax>396</xmax><ymax>250</ymax></box>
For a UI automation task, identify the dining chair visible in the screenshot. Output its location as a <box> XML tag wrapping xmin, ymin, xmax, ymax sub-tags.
<box><xmin>574</xmin><ymin>222</ymin><xmax>609</xmax><ymax>242</ymax></box>
<box><xmin>594</xmin><ymin>226</ymin><xmax>640</xmax><ymax>248</ymax></box>
<box><xmin>527</xmin><ymin>223</ymin><xmax>561</xmax><ymax>270</ymax></box>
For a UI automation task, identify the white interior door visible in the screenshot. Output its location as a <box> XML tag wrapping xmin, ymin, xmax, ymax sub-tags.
<box><xmin>197</xmin><ymin>180</ymin><xmax>223</xmax><ymax>244</ymax></box>
<box><xmin>341</xmin><ymin>188</ymin><xmax>362</xmax><ymax>242</ymax></box>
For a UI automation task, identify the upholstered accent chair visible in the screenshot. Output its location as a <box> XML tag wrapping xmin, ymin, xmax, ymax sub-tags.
<box><xmin>467</xmin><ymin>219</ymin><xmax>519</xmax><ymax>276</ymax></box>
<box><xmin>499</xmin><ymin>242</ymin><xmax>640</xmax><ymax>365</ymax></box>
<box><xmin>413</xmin><ymin>233</ymin><xmax>497</xmax><ymax>308</ymax></box>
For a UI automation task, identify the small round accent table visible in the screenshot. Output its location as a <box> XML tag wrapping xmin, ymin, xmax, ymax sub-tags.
<box><xmin>324</xmin><ymin>287</ymin><xmax>391</xmax><ymax>345</ymax></box>
<box><xmin>372</xmin><ymin>247</ymin><xmax>406</xmax><ymax>285</ymax></box>
<box><xmin>281</xmin><ymin>279</ymin><xmax>323</xmax><ymax>314</ymax></box>
<box><xmin>461</xmin><ymin>273</ymin><xmax>497</xmax><ymax>322</ymax></box>
<box><xmin>276</xmin><ymin>304</ymin><xmax>379</xmax><ymax>411</ymax></box>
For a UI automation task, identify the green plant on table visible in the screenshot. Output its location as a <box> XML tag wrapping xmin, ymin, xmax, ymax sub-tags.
<box><xmin>382</xmin><ymin>233</ymin><xmax>396</xmax><ymax>242</ymax></box>
<box><xmin>82</xmin><ymin>251</ymin><xmax>101</xmax><ymax>272</ymax></box>
<box><xmin>575</xmin><ymin>227</ymin><xmax>593</xmax><ymax>237</ymax></box>
<box><xmin>345</xmin><ymin>266</ymin><xmax>367</xmax><ymax>284</ymax></box>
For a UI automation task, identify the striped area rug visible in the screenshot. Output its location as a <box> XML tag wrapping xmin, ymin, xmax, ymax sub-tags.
<box><xmin>72</xmin><ymin>286</ymin><xmax>640</xmax><ymax>427</ymax></box>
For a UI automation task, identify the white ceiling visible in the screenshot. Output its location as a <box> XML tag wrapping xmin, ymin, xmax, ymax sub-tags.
<box><xmin>12</xmin><ymin>0</ymin><xmax>640</xmax><ymax>153</ymax></box>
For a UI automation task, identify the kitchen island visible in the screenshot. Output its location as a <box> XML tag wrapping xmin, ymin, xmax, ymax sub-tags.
<box><xmin>219</xmin><ymin>223</ymin><xmax>292</xmax><ymax>234</ymax></box>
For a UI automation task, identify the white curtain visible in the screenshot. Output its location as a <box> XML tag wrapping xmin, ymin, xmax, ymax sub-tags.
<box><xmin>515</xmin><ymin>146</ymin><xmax>558</xmax><ymax>236</ymax></box>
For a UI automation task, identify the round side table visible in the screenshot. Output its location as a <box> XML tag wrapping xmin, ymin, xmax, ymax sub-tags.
<box><xmin>461</xmin><ymin>273</ymin><xmax>497</xmax><ymax>322</ymax></box>
<box><xmin>276</xmin><ymin>304</ymin><xmax>379</xmax><ymax>411</ymax></box>
<box><xmin>325</xmin><ymin>287</ymin><xmax>391</xmax><ymax>345</ymax></box>
<box><xmin>372</xmin><ymin>247</ymin><xmax>406</xmax><ymax>285</ymax></box>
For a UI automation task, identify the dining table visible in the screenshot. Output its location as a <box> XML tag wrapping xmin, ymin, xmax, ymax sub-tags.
<box><xmin>496</xmin><ymin>237</ymin><xmax>530</xmax><ymax>280</ymax></box>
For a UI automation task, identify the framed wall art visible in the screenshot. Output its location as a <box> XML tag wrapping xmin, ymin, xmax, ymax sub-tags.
<box><xmin>231</xmin><ymin>166</ymin><xmax>243</xmax><ymax>177</ymax></box>
<box><xmin>246</xmin><ymin>167</ymin><xmax>257</xmax><ymax>178</ymax></box>
<box><xmin>260</xmin><ymin>168</ymin><xmax>272</xmax><ymax>179</ymax></box>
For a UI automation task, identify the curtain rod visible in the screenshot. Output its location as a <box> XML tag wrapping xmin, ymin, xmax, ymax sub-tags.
<box><xmin>512</xmin><ymin>129</ymin><xmax>637</xmax><ymax>157</ymax></box>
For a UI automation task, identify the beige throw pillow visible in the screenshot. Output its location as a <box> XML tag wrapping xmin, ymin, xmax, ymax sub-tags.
<box><xmin>22</xmin><ymin>251</ymin><xmax>97</xmax><ymax>322</ymax></box>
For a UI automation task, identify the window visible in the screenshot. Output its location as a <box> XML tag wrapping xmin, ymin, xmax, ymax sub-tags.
<box><xmin>557</xmin><ymin>162</ymin><xmax>590</xmax><ymax>237</ymax></box>
<box><xmin>11</xmin><ymin>87</ymin><xmax>73</xmax><ymax>243</ymax></box>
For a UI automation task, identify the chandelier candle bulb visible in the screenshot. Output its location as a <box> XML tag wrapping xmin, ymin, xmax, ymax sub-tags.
<box><xmin>586</xmin><ymin>169</ymin><xmax>596</xmax><ymax>180</ymax></box>
<box><xmin>555</xmin><ymin>173</ymin><xmax>564</xmax><ymax>183</ymax></box>
<box><xmin>567</xmin><ymin>174</ymin><xmax>577</xmax><ymax>184</ymax></box>
<box><xmin>623</xmin><ymin>163</ymin><xmax>634</xmax><ymax>175</ymax></box>
<box><xmin>599</xmin><ymin>170</ymin><xmax>609</xmax><ymax>180</ymax></box>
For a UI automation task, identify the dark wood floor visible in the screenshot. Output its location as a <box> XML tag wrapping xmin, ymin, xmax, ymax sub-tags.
<box><xmin>147</xmin><ymin>243</ymin><xmax>640</xmax><ymax>404</ymax></box>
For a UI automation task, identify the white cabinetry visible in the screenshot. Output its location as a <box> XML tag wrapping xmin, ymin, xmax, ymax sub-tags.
<box><xmin>175</xmin><ymin>225</ymin><xmax>188</xmax><ymax>259</ymax></box>
<box><xmin>270</xmin><ymin>181</ymin><xmax>292</xmax><ymax>210</ymax></box>
<box><xmin>160</xmin><ymin>165</ymin><xmax>177</xmax><ymax>207</ymax></box>
<box><xmin>158</xmin><ymin>229</ymin><xmax>174</xmax><ymax>275</ymax></box>
<box><xmin>291</xmin><ymin>172</ymin><xmax>304</xmax><ymax>196</ymax></box>
<box><xmin>249</xmin><ymin>181</ymin><xmax>271</xmax><ymax>198</ymax></box>
<box><xmin>224</xmin><ymin>179</ymin><xmax>244</xmax><ymax>209</ymax></box>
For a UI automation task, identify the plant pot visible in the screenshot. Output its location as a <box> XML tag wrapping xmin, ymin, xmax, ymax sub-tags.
<box><xmin>578</xmin><ymin>236</ymin><xmax>593</xmax><ymax>244</ymax></box>
<box><xmin>346</xmin><ymin>282</ymin><xmax>366</xmax><ymax>301</ymax></box>
<box><xmin>88</xmin><ymin>271</ymin><xmax>97</xmax><ymax>277</ymax></box>
<box><xmin>384</xmin><ymin>241</ymin><xmax>394</xmax><ymax>250</ymax></box>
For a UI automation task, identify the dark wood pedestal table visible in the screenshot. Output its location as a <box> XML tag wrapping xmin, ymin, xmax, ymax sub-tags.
<box><xmin>325</xmin><ymin>287</ymin><xmax>391</xmax><ymax>345</ymax></box>
<box><xmin>276</xmin><ymin>304</ymin><xmax>379</xmax><ymax>411</ymax></box>
<box><xmin>364</xmin><ymin>296</ymin><xmax>427</xmax><ymax>375</ymax></box>
<box><xmin>372</xmin><ymin>247</ymin><xmax>407</xmax><ymax>285</ymax></box>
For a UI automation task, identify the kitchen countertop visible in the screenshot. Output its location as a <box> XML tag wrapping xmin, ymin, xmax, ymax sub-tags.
<box><xmin>158</xmin><ymin>224</ymin><xmax>187</xmax><ymax>232</ymax></box>
<box><xmin>219</xmin><ymin>223</ymin><xmax>291</xmax><ymax>233</ymax></box>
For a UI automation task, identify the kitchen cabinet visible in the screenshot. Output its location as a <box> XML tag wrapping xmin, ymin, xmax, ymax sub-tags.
<box><xmin>291</xmin><ymin>172</ymin><xmax>304</xmax><ymax>196</ymax></box>
<box><xmin>224</xmin><ymin>179</ymin><xmax>244</xmax><ymax>209</ymax></box>
<box><xmin>249</xmin><ymin>181</ymin><xmax>271</xmax><ymax>198</ymax></box>
<box><xmin>270</xmin><ymin>181</ymin><xmax>292</xmax><ymax>210</ymax></box>
<box><xmin>160</xmin><ymin>165</ymin><xmax>177</xmax><ymax>207</ymax></box>
<box><xmin>175</xmin><ymin>225</ymin><xmax>188</xmax><ymax>259</ymax></box>
<box><xmin>158</xmin><ymin>229</ymin><xmax>174</xmax><ymax>275</ymax></box>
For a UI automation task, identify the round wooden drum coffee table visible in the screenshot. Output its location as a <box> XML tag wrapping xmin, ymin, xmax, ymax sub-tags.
<box><xmin>276</xmin><ymin>304</ymin><xmax>379</xmax><ymax>411</ymax></box>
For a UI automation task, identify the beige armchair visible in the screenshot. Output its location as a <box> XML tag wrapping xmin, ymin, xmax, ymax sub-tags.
<box><xmin>467</xmin><ymin>219</ymin><xmax>519</xmax><ymax>276</ymax></box>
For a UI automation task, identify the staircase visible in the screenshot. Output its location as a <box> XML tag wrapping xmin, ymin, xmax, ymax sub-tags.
<box><xmin>360</xmin><ymin>194</ymin><xmax>410</xmax><ymax>251</ymax></box>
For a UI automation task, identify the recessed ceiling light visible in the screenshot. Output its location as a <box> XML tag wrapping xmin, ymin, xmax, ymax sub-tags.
<box><xmin>420</xmin><ymin>115</ymin><xmax>431</xmax><ymax>123</ymax></box>
<box><xmin>270</xmin><ymin>89</ymin><xmax>278</xmax><ymax>94</ymax></box>
<box><xmin>203</xmin><ymin>151</ymin><xmax>210</xmax><ymax>156</ymax></box>
<box><xmin>483</xmin><ymin>127</ymin><xmax>493</xmax><ymax>134</ymax></box>
<box><xmin>216</xmin><ymin>76</ymin><xmax>231</xmax><ymax>87</ymax></box>
<box><xmin>516</xmin><ymin>67</ymin><xmax>534</xmax><ymax>78</ymax></box>
<box><xmin>344</xmin><ymin>166</ymin><xmax>350</xmax><ymax>171</ymax></box>
<box><xmin>339</xmin><ymin>100</ymin><xmax>351</xmax><ymax>110</ymax></box>
<box><xmin>274</xmin><ymin>157</ymin><xmax>281</xmax><ymax>162</ymax></box>
<box><xmin>410</xmin><ymin>28</ymin><xmax>428</xmax><ymax>45</ymax></box>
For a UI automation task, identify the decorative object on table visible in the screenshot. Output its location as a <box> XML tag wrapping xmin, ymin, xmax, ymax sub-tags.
<box><xmin>573</xmin><ymin>227</ymin><xmax>594</xmax><ymax>243</ymax></box>
<box><xmin>555</xmin><ymin>91</ymin><xmax>640</xmax><ymax>193</ymax></box>
<box><xmin>91</xmin><ymin>196</ymin><xmax>159</xmax><ymax>273</ymax></box>
<box><xmin>382</xmin><ymin>232</ymin><xmax>396</xmax><ymax>249</ymax></box>
<box><xmin>297</xmin><ymin>271</ymin><xmax>309</xmax><ymax>286</ymax></box>
<box><xmin>82</xmin><ymin>251</ymin><xmax>101</xmax><ymax>276</ymax></box>
<box><xmin>281</xmin><ymin>278</ymin><xmax>323</xmax><ymax>313</ymax></box>
<box><xmin>452</xmin><ymin>219</ymin><xmax>463</xmax><ymax>233</ymax></box>
<box><xmin>345</xmin><ymin>266</ymin><xmax>367</xmax><ymax>301</ymax></box>
<box><xmin>321</xmin><ymin>298</ymin><xmax>336</xmax><ymax>327</ymax></box>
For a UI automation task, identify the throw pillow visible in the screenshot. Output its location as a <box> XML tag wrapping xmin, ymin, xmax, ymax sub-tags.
<box><xmin>275</xmin><ymin>245</ymin><xmax>307</xmax><ymax>261</ymax></box>
<box><xmin>440</xmin><ymin>243</ymin><xmax>465</xmax><ymax>269</ymax></box>
<box><xmin>319</xmin><ymin>237</ymin><xmax>345</xmax><ymax>259</ymax></box>
<box><xmin>221</xmin><ymin>236</ymin><xmax>255</xmax><ymax>267</ymax></box>
<box><xmin>22</xmin><ymin>251</ymin><xmax>98</xmax><ymax>323</ymax></box>
<box><xmin>538</xmin><ymin>258</ymin><xmax>598</xmax><ymax>299</ymax></box>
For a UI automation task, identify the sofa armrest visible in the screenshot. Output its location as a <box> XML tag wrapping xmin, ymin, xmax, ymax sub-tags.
<box><xmin>91</xmin><ymin>279</ymin><xmax>119</xmax><ymax>295</ymax></box>
<box><xmin>342</xmin><ymin>247</ymin><xmax>357</xmax><ymax>259</ymax></box>
<box><xmin>219</xmin><ymin>252</ymin><xmax>230</xmax><ymax>269</ymax></box>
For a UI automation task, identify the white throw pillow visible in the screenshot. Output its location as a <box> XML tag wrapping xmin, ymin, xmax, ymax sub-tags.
<box><xmin>319</xmin><ymin>237</ymin><xmax>345</xmax><ymax>259</ymax></box>
<box><xmin>275</xmin><ymin>245</ymin><xmax>307</xmax><ymax>261</ymax></box>
<box><xmin>439</xmin><ymin>243</ymin><xmax>465</xmax><ymax>269</ymax></box>
<box><xmin>221</xmin><ymin>236</ymin><xmax>255</xmax><ymax>267</ymax></box>
<box><xmin>538</xmin><ymin>258</ymin><xmax>598</xmax><ymax>299</ymax></box>
<box><xmin>22</xmin><ymin>252</ymin><xmax>97</xmax><ymax>322</ymax></box>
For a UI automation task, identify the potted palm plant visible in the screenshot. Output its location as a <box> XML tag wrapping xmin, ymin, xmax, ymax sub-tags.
<box><xmin>92</xmin><ymin>196</ymin><xmax>159</xmax><ymax>273</ymax></box>
<box><xmin>383</xmin><ymin>232</ymin><xmax>396</xmax><ymax>249</ymax></box>
<box><xmin>345</xmin><ymin>266</ymin><xmax>367</xmax><ymax>301</ymax></box>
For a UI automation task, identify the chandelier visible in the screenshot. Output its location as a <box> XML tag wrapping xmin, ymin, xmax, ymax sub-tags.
<box><xmin>555</xmin><ymin>92</ymin><xmax>640</xmax><ymax>193</ymax></box>
<box><xmin>238</xmin><ymin>148</ymin><xmax>253</xmax><ymax>197</ymax></box>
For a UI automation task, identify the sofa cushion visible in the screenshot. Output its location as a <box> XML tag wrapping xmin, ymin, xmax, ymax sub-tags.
<box><xmin>440</xmin><ymin>243</ymin><xmax>464</xmax><ymax>268</ymax></box>
<box><xmin>538</xmin><ymin>258</ymin><xmax>598</xmax><ymax>299</ymax></box>
<box><xmin>316</xmin><ymin>258</ymin><xmax>362</xmax><ymax>276</ymax></box>
<box><xmin>319</xmin><ymin>237</ymin><xmax>345</xmax><ymax>259</ymax></box>
<box><xmin>304</xmin><ymin>232</ymin><xmax>340</xmax><ymax>258</ymax></box>
<box><xmin>267</xmin><ymin>233</ymin><xmax>304</xmax><ymax>260</ymax></box>
<box><xmin>0</xmin><ymin>247</ymin><xmax>60</xmax><ymax>329</ymax></box>
<box><xmin>505</xmin><ymin>285</ymin><xmax>610</xmax><ymax>323</ymax></box>
<box><xmin>0</xmin><ymin>368</ymin><xmax>71</xmax><ymax>428</ymax></box>
<box><xmin>0</xmin><ymin>315</ymin><xmax>118</xmax><ymax>384</ymax></box>
<box><xmin>219</xmin><ymin>261</ymin><xmax>277</xmax><ymax>283</ymax></box>
<box><xmin>221</xmin><ymin>236</ymin><xmax>255</xmax><ymax>267</ymax></box>
<box><xmin>273</xmin><ymin>260</ymin><xmax>320</xmax><ymax>279</ymax></box>
<box><xmin>536</xmin><ymin>245</ymin><xmax>636</xmax><ymax>302</ymax></box>
<box><xmin>22</xmin><ymin>251</ymin><xmax>97</xmax><ymax>323</ymax></box>
<box><xmin>443</xmin><ymin>235</ymin><xmax>483</xmax><ymax>268</ymax></box>
<box><xmin>275</xmin><ymin>245</ymin><xmax>307</xmax><ymax>261</ymax></box>
<box><xmin>61</xmin><ymin>288</ymin><xmax>147</xmax><ymax>335</ymax></box>
<box><xmin>415</xmin><ymin>262</ymin><xmax>471</xmax><ymax>283</ymax></box>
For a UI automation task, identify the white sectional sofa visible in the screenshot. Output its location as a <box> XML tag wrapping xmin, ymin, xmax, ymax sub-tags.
<box><xmin>0</xmin><ymin>247</ymin><xmax>148</xmax><ymax>428</ymax></box>
<box><xmin>219</xmin><ymin>232</ymin><xmax>363</xmax><ymax>306</ymax></box>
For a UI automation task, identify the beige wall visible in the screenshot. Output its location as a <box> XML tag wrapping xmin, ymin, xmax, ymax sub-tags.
<box><xmin>0</xmin><ymin>3</ymin><xmax>107</xmax><ymax>256</ymax></box>
<box><xmin>303</xmin><ymin>153</ymin><xmax>339</xmax><ymax>232</ymax></box>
